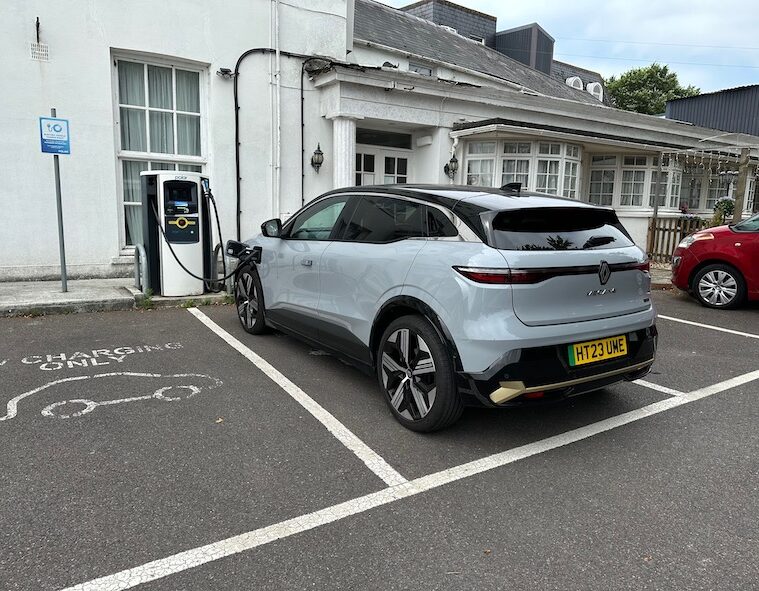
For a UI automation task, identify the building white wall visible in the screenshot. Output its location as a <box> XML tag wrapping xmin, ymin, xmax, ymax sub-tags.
<box><xmin>0</xmin><ymin>0</ymin><xmax>349</xmax><ymax>280</ymax></box>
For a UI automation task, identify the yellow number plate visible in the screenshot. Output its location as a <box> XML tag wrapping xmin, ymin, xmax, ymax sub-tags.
<box><xmin>568</xmin><ymin>335</ymin><xmax>627</xmax><ymax>367</ymax></box>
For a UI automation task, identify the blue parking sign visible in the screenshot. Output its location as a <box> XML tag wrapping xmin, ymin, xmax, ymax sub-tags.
<box><xmin>40</xmin><ymin>117</ymin><xmax>70</xmax><ymax>154</ymax></box>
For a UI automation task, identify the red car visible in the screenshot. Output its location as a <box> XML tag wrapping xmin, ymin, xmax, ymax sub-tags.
<box><xmin>672</xmin><ymin>212</ymin><xmax>759</xmax><ymax>309</ymax></box>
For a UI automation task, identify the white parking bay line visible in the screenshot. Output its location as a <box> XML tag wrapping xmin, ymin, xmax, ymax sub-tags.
<box><xmin>658</xmin><ymin>314</ymin><xmax>759</xmax><ymax>340</ymax></box>
<box><xmin>187</xmin><ymin>308</ymin><xmax>407</xmax><ymax>487</ymax></box>
<box><xmin>633</xmin><ymin>379</ymin><xmax>685</xmax><ymax>397</ymax></box>
<box><xmin>62</xmin><ymin>367</ymin><xmax>759</xmax><ymax>591</ymax></box>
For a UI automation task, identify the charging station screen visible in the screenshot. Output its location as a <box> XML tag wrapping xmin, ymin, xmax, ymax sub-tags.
<box><xmin>164</xmin><ymin>182</ymin><xmax>198</xmax><ymax>215</ymax></box>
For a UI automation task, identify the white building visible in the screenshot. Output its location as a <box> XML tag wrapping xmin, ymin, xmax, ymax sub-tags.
<box><xmin>1</xmin><ymin>0</ymin><xmax>757</xmax><ymax>281</ymax></box>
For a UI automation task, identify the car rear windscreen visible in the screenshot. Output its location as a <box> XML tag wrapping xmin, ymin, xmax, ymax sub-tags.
<box><xmin>490</xmin><ymin>207</ymin><xmax>634</xmax><ymax>251</ymax></box>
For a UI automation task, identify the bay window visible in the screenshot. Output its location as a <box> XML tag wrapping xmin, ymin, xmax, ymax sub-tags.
<box><xmin>465</xmin><ymin>142</ymin><xmax>496</xmax><ymax>186</ymax></box>
<box><xmin>464</xmin><ymin>139</ymin><xmax>581</xmax><ymax>196</ymax></box>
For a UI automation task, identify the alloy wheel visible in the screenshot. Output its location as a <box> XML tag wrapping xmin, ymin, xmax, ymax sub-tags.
<box><xmin>380</xmin><ymin>328</ymin><xmax>437</xmax><ymax>421</ymax></box>
<box><xmin>698</xmin><ymin>269</ymin><xmax>738</xmax><ymax>306</ymax></box>
<box><xmin>236</xmin><ymin>271</ymin><xmax>258</xmax><ymax>330</ymax></box>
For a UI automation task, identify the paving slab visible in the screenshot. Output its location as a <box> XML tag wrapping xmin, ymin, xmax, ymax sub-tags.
<box><xmin>0</xmin><ymin>278</ymin><xmax>135</xmax><ymax>317</ymax></box>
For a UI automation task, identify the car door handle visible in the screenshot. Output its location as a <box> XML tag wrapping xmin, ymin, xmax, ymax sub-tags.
<box><xmin>301</xmin><ymin>259</ymin><xmax>313</xmax><ymax>267</ymax></box>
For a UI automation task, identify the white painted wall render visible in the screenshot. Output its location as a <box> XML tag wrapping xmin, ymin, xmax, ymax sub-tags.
<box><xmin>0</xmin><ymin>0</ymin><xmax>349</xmax><ymax>281</ymax></box>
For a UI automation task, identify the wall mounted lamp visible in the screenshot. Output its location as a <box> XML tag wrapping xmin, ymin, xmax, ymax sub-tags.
<box><xmin>311</xmin><ymin>144</ymin><xmax>324</xmax><ymax>173</ymax></box>
<box><xmin>443</xmin><ymin>154</ymin><xmax>458</xmax><ymax>179</ymax></box>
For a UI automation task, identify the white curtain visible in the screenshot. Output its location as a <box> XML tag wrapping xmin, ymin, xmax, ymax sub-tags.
<box><xmin>176</xmin><ymin>69</ymin><xmax>200</xmax><ymax>156</ymax></box>
<box><xmin>118</xmin><ymin>61</ymin><xmax>144</xmax><ymax>106</ymax></box>
<box><xmin>120</xmin><ymin>108</ymin><xmax>146</xmax><ymax>151</ymax></box>
<box><xmin>150</xmin><ymin>111</ymin><xmax>174</xmax><ymax>154</ymax></box>
<box><xmin>176</xmin><ymin>70</ymin><xmax>199</xmax><ymax>112</ymax></box>
<box><xmin>177</xmin><ymin>114</ymin><xmax>200</xmax><ymax>156</ymax></box>
<box><xmin>148</xmin><ymin>65</ymin><xmax>172</xmax><ymax>109</ymax></box>
<box><xmin>123</xmin><ymin>160</ymin><xmax>148</xmax><ymax>246</ymax></box>
<box><xmin>119</xmin><ymin>61</ymin><xmax>147</xmax><ymax>151</ymax></box>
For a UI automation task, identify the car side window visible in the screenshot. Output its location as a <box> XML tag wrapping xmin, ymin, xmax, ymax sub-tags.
<box><xmin>288</xmin><ymin>196</ymin><xmax>349</xmax><ymax>241</ymax></box>
<box><xmin>342</xmin><ymin>196</ymin><xmax>425</xmax><ymax>243</ymax></box>
<box><xmin>426</xmin><ymin>206</ymin><xmax>458</xmax><ymax>238</ymax></box>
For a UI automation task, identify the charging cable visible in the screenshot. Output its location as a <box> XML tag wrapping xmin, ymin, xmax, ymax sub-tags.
<box><xmin>149</xmin><ymin>186</ymin><xmax>241</xmax><ymax>292</ymax></box>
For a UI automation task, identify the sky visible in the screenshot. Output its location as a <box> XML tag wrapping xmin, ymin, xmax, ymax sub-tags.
<box><xmin>381</xmin><ymin>0</ymin><xmax>759</xmax><ymax>92</ymax></box>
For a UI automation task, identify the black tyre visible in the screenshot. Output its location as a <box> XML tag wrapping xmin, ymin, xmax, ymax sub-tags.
<box><xmin>376</xmin><ymin>315</ymin><xmax>463</xmax><ymax>432</ymax></box>
<box><xmin>234</xmin><ymin>264</ymin><xmax>267</xmax><ymax>334</ymax></box>
<box><xmin>692</xmin><ymin>263</ymin><xmax>746</xmax><ymax>309</ymax></box>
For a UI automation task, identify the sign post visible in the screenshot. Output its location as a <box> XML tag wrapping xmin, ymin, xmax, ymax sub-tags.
<box><xmin>40</xmin><ymin>109</ymin><xmax>70</xmax><ymax>292</ymax></box>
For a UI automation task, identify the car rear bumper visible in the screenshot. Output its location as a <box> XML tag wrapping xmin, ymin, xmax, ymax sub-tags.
<box><xmin>462</xmin><ymin>326</ymin><xmax>657</xmax><ymax>407</ymax></box>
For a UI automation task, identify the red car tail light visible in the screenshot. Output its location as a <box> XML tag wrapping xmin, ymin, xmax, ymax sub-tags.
<box><xmin>453</xmin><ymin>267</ymin><xmax>512</xmax><ymax>284</ymax></box>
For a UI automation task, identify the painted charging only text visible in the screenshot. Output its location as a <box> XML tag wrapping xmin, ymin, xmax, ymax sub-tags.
<box><xmin>19</xmin><ymin>342</ymin><xmax>183</xmax><ymax>371</ymax></box>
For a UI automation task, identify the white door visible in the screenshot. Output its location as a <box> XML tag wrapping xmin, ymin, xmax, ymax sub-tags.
<box><xmin>355</xmin><ymin>147</ymin><xmax>411</xmax><ymax>186</ymax></box>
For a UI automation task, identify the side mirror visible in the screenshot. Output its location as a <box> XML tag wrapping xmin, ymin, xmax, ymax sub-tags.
<box><xmin>261</xmin><ymin>218</ymin><xmax>282</xmax><ymax>238</ymax></box>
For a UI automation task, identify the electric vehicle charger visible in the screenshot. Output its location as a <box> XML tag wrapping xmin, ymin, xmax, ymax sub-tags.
<box><xmin>139</xmin><ymin>172</ymin><xmax>250</xmax><ymax>297</ymax></box>
<box><xmin>148</xmin><ymin>185</ymin><xmax>233</xmax><ymax>292</ymax></box>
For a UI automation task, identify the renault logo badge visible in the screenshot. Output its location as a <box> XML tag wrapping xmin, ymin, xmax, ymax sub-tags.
<box><xmin>598</xmin><ymin>260</ymin><xmax>611</xmax><ymax>285</ymax></box>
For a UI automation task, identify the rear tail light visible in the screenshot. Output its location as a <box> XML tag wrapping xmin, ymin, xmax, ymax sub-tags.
<box><xmin>453</xmin><ymin>267</ymin><xmax>511</xmax><ymax>284</ymax></box>
<box><xmin>453</xmin><ymin>267</ymin><xmax>549</xmax><ymax>284</ymax></box>
<box><xmin>454</xmin><ymin>260</ymin><xmax>651</xmax><ymax>285</ymax></box>
<box><xmin>634</xmin><ymin>261</ymin><xmax>650</xmax><ymax>273</ymax></box>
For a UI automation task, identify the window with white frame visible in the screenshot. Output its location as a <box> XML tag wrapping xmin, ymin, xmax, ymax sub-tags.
<box><xmin>681</xmin><ymin>173</ymin><xmax>702</xmax><ymax>210</ymax></box>
<box><xmin>591</xmin><ymin>154</ymin><xmax>617</xmax><ymax>166</ymax></box>
<box><xmin>620</xmin><ymin>170</ymin><xmax>646</xmax><ymax>206</ymax></box>
<box><xmin>623</xmin><ymin>155</ymin><xmax>647</xmax><ymax>166</ymax></box>
<box><xmin>538</xmin><ymin>142</ymin><xmax>561</xmax><ymax>156</ymax></box>
<box><xmin>563</xmin><ymin>161</ymin><xmax>579</xmax><ymax>198</ymax></box>
<box><xmin>465</xmin><ymin>140</ymin><xmax>581</xmax><ymax>195</ymax></box>
<box><xmin>707</xmin><ymin>173</ymin><xmax>732</xmax><ymax>210</ymax></box>
<box><xmin>619</xmin><ymin>155</ymin><xmax>647</xmax><ymax>207</ymax></box>
<box><xmin>589</xmin><ymin>169</ymin><xmax>615</xmax><ymax>205</ymax></box>
<box><xmin>588</xmin><ymin>155</ymin><xmax>616</xmax><ymax>206</ymax></box>
<box><xmin>116</xmin><ymin>58</ymin><xmax>204</xmax><ymax>247</ymax></box>
<box><xmin>536</xmin><ymin>160</ymin><xmax>560</xmax><ymax>194</ymax></box>
<box><xmin>501</xmin><ymin>159</ymin><xmax>530</xmax><ymax>187</ymax></box>
<box><xmin>466</xmin><ymin>141</ymin><xmax>496</xmax><ymax>185</ymax></box>
<box><xmin>649</xmin><ymin>171</ymin><xmax>668</xmax><ymax>207</ymax></box>
<box><xmin>746</xmin><ymin>176</ymin><xmax>756</xmax><ymax>212</ymax></box>
<box><xmin>355</xmin><ymin>153</ymin><xmax>376</xmax><ymax>185</ymax></box>
<box><xmin>536</xmin><ymin>143</ymin><xmax>561</xmax><ymax>194</ymax></box>
<box><xmin>668</xmin><ymin>171</ymin><xmax>682</xmax><ymax>208</ymax></box>
<box><xmin>501</xmin><ymin>142</ymin><xmax>530</xmax><ymax>187</ymax></box>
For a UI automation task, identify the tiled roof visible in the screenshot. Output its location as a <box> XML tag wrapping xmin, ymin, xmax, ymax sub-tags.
<box><xmin>551</xmin><ymin>60</ymin><xmax>610</xmax><ymax>105</ymax></box>
<box><xmin>354</xmin><ymin>0</ymin><xmax>602</xmax><ymax>105</ymax></box>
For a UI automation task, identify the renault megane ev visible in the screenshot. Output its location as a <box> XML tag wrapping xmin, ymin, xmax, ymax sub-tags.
<box><xmin>229</xmin><ymin>185</ymin><xmax>657</xmax><ymax>432</ymax></box>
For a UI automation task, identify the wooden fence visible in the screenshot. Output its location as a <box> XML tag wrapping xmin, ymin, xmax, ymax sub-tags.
<box><xmin>647</xmin><ymin>216</ymin><xmax>709</xmax><ymax>264</ymax></box>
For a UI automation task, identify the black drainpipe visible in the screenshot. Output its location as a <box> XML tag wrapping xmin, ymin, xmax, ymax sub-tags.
<box><xmin>232</xmin><ymin>48</ymin><xmax>312</xmax><ymax>240</ymax></box>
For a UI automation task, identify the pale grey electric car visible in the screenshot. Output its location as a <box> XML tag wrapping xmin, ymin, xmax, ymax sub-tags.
<box><xmin>229</xmin><ymin>185</ymin><xmax>657</xmax><ymax>432</ymax></box>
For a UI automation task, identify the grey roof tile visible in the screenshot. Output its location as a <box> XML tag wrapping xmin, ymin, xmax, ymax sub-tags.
<box><xmin>354</xmin><ymin>0</ymin><xmax>601</xmax><ymax>105</ymax></box>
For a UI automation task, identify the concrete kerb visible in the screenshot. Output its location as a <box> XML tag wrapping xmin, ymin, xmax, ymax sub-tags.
<box><xmin>0</xmin><ymin>280</ymin><xmax>230</xmax><ymax>318</ymax></box>
<box><xmin>125</xmin><ymin>286</ymin><xmax>231</xmax><ymax>310</ymax></box>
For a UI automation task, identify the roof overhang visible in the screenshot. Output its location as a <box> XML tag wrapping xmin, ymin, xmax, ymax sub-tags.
<box><xmin>451</xmin><ymin>119</ymin><xmax>759</xmax><ymax>158</ymax></box>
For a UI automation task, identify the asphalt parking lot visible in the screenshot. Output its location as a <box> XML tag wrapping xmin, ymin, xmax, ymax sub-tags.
<box><xmin>0</xmin><ymin>290</ymin><xmax>757</xmax><ymax>590</ymax></box>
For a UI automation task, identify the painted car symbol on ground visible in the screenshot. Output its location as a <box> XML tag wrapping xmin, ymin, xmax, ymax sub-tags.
<box><xmin>0</xmin><ymin>372</ymin><xmax>223</xmax><ymax>421</ymax></box>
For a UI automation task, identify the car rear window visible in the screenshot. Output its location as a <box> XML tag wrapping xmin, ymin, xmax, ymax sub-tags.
<box><xmin>490</xmin><ymin>207</ymin><xmax>634</xmax><ymax>251</ymax></box>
